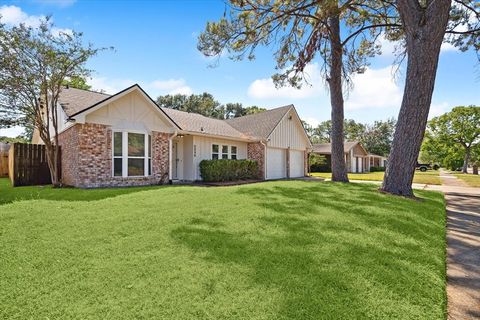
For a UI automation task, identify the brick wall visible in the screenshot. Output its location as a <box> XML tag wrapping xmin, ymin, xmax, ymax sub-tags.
<box><xmin>58</xmin><ymin>123</ymin><xmax>170</xmax><ymax>188</ymax></box>
<box><xmin>247</xmin><ymin>142</ymin><xmax>265</xmax><ymax>180</ymax></box>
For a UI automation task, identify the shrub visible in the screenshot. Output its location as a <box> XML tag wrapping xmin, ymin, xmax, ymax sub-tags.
<box><xmin>199</xmin><ymin>159</ymin><xmax>259</xmax><ymax>182</ymax></box>
<box><xmin>369</xmin><ymin>166</ymin><xmax>386</xmax><ymax>172</ymax></box>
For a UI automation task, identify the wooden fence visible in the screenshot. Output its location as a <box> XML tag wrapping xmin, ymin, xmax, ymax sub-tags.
<box><xmin>0</xmin><ymin>143</ymin><xmax>9</xmax><ymax>177</ymax></box>
<box><xmin>9</xmin><ymin>143</ymin><xmax>61</xmax><ymax>187</ymax></box>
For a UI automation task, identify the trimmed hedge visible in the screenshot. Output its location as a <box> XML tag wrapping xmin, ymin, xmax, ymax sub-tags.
<box><xmin>369</xmin><ymin>166</ymin><xmax>386</xmax><ymax>172</ymax></box>
<box><xmin>199</xmin><ymin>159</ymin><xmax>259</xmax><ymax>182</ymax></box>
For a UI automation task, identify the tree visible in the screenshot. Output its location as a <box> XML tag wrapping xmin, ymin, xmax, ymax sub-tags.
<box><xmin>0</xmin><ymin>18</ymin><xmax>105</xmax><ymax>186</ymax></box>
<box><xmin>0</xmin><ymin>135</ymin><xmax>29</xmax><ymax>144</ymax></box>
<box><xmin>361</xmin><ymin>118</ymin><xmax>396</xmax><ymax>156</ymax></box>
<box><xmin>198</xmin><ymin>0</ymin><xmax>401</xmax><ymax>182</ymax></box>
<box><xmin>62</xmin><ymin>75</ymin><xmax>91</xmax><ymax>90</ymax></box>
<box><xmin>157</xmin><ymin>92</ymin><xmax>224</xmax><ymax>119</ymax></box>
<box><xmin>425</xmin><ymin>106</ymin><xmax>480</xmax><ymax>173</ymax></box>
<box><xmin>311</xmin><ymin>118</ymin><xmax>395</xmax><ymax>157</ymax></box>
<box><xmin>381</xmin><ymin>0</ymin><xmax>479</xmax><ymax>196</ymax></box>
<box><xmin>157</xmin><ymin>93</ymin><xmax>265</xmax><ymax>119</ymax></box>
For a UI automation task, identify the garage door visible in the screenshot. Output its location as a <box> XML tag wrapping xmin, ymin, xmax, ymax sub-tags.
<box><xmin>266</xmin><ymin>147</ymin><xmax>286</xmax><ymax>179</ymax></box>
<box><xmin>290</xmin><ymin>150</ymin><xmax>304</xmax><ymax>178</ymax></box>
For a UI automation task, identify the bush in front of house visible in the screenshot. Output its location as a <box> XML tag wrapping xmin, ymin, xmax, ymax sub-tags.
<box><xmin>199</xmin><ymin>159</ymin><xmax>259</xmax><ymax>182</ymax></box>
<box><xmin>369</xmin><ymin>166</ymin><xmax>386</xmax><ymax>172</ymax></box>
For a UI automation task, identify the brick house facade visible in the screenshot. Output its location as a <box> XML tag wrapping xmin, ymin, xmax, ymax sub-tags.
<box><xmin>58</xmin><ymin>123</ymin><xmax>169</xmax><ymax>188</ymax></box>
<box><xmin>247</xmin><ymin>142</ymin><xmax>265</xmax><ymax>180</ymax></box>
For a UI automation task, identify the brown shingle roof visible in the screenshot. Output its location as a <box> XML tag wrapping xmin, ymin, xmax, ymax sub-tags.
<box><xmin>225</xmin><ymin>105</ymin><xmax>292</xmax><ymax>139</ymax></box>
<box><xmin>312</xmin><ymin>141</ymin><xmax>360</xmax><ymax>154</ymax></box>
<box><xmin>161</xmin><ymin>107</ymin><xmax>250</xmax><ymax>139</ymax></box>
<box><xmin>58</xmin><ymin>87</ymin><xmax>111</xmax><ymax>117</ymax></box>
<box><xmin>58</xmin><ymin>86</ymin><xmax>294</xmax><ymax>141</ymax></box>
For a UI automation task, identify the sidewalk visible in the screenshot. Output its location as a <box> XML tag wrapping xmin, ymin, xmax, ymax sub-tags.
<box><xmin>436</xmin><ymin>170</ymin><xmax>480</xmax><ymax>319</ymax></box>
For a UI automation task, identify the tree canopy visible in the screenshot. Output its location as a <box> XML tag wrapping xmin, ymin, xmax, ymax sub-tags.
<box><xmin>156</xmin><ymin>93</ymin><xmax>265</xmax><ymax>120</ymax></box>
<box><xmin>421</xmin><ymin>106</ymin><xmax>480</xmax><ymax>173</ymax></box>
<box><xmin>0</xmin><ymin>17</ymin><xmax>105</xmax><ymax>185</ymax></box>
<box><xmin>306</xmin><ymin>118</ymin><xmax>395</xmax><ymax>156</ymax></box>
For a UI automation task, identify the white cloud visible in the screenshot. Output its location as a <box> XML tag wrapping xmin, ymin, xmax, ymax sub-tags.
<box><xmin>247</xmin><ymin>63</ymin><xmax>323</xmax><ymax>99</ymax></box>
<box><xmin>345</xmin><ymin>66</ymin><xmax>402</xmax><ymax>110</ymax></box>
<box><xmin>303</xmin><ymin>117</ymin><xmax>320</xmax><ymax>128</ymax></box>
<box><xmin>150</xmin><ymin>79</ymin><xmax>192</xmax><ymax>95</ymax></box>
<box><xmin>88</xmin><ymin>77</ymin><xmax>193</xmax><ymax>97</ymax></box>
<box><xmin>376</xmin><ymin>34</ymin><xmax>398</xmax><ymax>57</ymax></box>
<box><xmin>0</xmin><ymin>126</ymin><xmax>25</xmax><ymax>138</ymax></box>
<box><xmin>51</xmin><ymin>27</ymin><xmax>73</xmax><ymax>37</ymax></box>
<box><xmin>0</xmin><ymin>5</ymin><xmax>45</xmax><ymax>28</ymax></box>
<box><xmin>87</xmin><ymin>77</ymin><xmax>136</xmax><ymax>94</ymax></box>
<box><xmin>429</xmin><ymin>102</ymin><xmax>450</xmax><ymax>119</ymax></box>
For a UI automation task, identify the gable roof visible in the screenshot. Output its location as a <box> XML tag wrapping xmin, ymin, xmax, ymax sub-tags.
<box><xmin>64</xmin><ymin>84</ymin><xmax>179</xmax><ymax>128</ymax></box>
<box><xmin>59</xmin><ymin>87</ymin><xmax>111</xmax><ymax>117</ymax></box>
<box><xmin>225</xmin><ymin>105</ymin><xmax>292</xmax><ymax>139</ymax></box>
<box><xmin>312</xmin><ymin>141</ymin><xmax>364</xmax><ymax>154</ymax></box>
<box><xmin>58</xmin><ymin>85</ymin><xmax>301</xmax><ymax>142</ymax></box>
<box><xmin>161</xmin><ymin>107</ymin><xmax>251</xmax><ymax>140</ymax></box>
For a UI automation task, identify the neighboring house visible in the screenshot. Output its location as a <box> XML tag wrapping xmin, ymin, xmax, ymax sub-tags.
<box><xmin>32</xmin><ymin>84</ymin><xmax>311</xmax><ymax>187</ymax></box>
<box><xmin>312</xmin><ymin>141</ymin><xmax>386</xmax><ymax>173</ymax></box>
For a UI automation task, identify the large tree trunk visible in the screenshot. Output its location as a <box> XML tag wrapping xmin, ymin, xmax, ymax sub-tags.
<box><xmin>328</xmin><ymin>14</ymin><xmax>348</xmax><ymax>182</ymax></box>
<box><xmin>381</xmin><ymin>0</ymin><xmax>451</xmax><ymax>196</ymax></box>
<box><xmin>473</xmin><ymin>164</ymin><xmax>478</xmax><ymax>175</ymax></box>
<box><xmin>462</xmin><ymin>147</ymin><xmax>470</xmax><ymax>173</ymax></box>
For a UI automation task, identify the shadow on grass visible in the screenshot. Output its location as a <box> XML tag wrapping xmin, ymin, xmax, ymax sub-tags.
<box><xmin>0</xmin><ymin>178</ymin><xmax>167</xmax><ymax>206</ymax></box>
<box><xmin>171</xmin><ymin>181</ymin><xmax>446</xmax><ymax>319</ymax></box>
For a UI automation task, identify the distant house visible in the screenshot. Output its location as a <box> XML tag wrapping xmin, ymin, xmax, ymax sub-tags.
<box><xmin>32</xmin><ymin>84</ymin><xmax>311</xmax><ymax>187</ymax></box>
<box><xmin>311</xmin><ymin>141</ymin><xmax>387</xmax><ymax>173</ymax></box>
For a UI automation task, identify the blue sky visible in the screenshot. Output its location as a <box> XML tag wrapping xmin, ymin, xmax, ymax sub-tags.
<box><xmin>1</xmin><ymin>0</ymin><xmax>479</xmax><ymax>137</ymax></box>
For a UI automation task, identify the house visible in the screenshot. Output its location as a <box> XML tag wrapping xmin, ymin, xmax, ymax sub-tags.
<box><xmin>32</xmin><ymin>84</ymin><xmax>311</xmax><ymax>188</ymax></box>
<box><xmin>311</xmin><ymin>141</ymin><xmax>386</xmax><ymax>173</ymax></box>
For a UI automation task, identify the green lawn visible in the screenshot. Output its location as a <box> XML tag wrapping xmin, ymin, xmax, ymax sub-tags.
<box><xmin>452</xmin><ymin>173</ymin><xmax>480</xmax><ymax>187</ymax></box>
<box><xmin>0</xmin><ymin>178</ymin><xmax>446</xmax><ymax>319</ymax></box>
<box><xmin>311</xmin><ymin>170</ymin><xmax>442</xmax><ymax>185</ymax></box>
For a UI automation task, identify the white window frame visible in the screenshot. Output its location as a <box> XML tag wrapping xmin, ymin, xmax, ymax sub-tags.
<box><xmin>221</xmin><ymin>145</ymin><xmax>229</xmax><ymax>159</ymax></box>
<box><xmin>112</xmin><ymin>130</ymin><xmax>152</xmax><ymax>177</ymax></box>
<box><xmin>212</xmin><ymin>144</ymin><xmax>219</xmax><ymax>160</ymax></box>
<box><xmin>230</xmin><ymin>145</ymin><xmax>237</xmax><ymax>160</ymax></box>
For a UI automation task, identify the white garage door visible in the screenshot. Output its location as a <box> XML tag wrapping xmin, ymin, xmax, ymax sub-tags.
<box><xmin>266</xmin><ymin>147</ymin><xmax>286</xmax><ymax>179</ymax></box>
<box><xmin>290</xmin><ymin>150</ymin><xmax>304</xmax><ymax>178</ymax></box>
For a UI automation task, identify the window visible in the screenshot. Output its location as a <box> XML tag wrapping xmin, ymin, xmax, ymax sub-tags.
<box><xmin>212</xmin><ymin>144</ymin><xmax>219</xmax><ymax>159</ymax></box>
<box><xmin>221</xmin><ymin>145</ymin><xmax>229</xmax><ymax>159</ymax></box>
<box><xmin>211</xmin><ymin>144</ymin><xmax>239</xmax><ymax>160</ymax></box>
<box><xmin>113</xmin><ymin>131</ymin><xmax>152</xmax><ymax>177</ymax></box>
<box><xmin>113</xmin><ymin>132</ymin><xmax>123</xmax><ymax>176</ymax></box>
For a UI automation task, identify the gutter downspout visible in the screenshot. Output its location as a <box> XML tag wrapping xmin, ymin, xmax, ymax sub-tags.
<box><xmin>168</xmin><ymin>131</ymin><xmax>178</xmax><ymax>184</ymax></box>
<box><xmin>260</xmin><ymin>140</ymin><xmax>267</xmax><ymax>180</ymax></box>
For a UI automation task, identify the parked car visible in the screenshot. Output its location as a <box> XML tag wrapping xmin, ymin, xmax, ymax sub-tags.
<box><xmin>416</xmin><ymin>163</ymin><xmax>432</xmax><ymax>172</ymax></box>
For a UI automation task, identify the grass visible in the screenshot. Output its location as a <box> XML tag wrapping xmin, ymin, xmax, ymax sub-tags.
<box><xmin>452</xmin><ymin>173</ymin><xmax>480</xmax><ymax>187</ymax></box>
<box><xmin>0</xmin><ymin>178</ymin><xmax>446</xmax><ymax>319</ymax></box>
<box><xmin>311</xmin><ymin>170</ymin><xmax>442</xmax><ymax>185</ymax></box>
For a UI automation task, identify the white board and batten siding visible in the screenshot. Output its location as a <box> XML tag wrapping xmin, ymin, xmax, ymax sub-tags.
<box><xmin>192</xmin><ymin>135</ymin><xmax>248</xmax><ymax>181</ymax></box>
<box><xmin>85</xmin><ymin>91</ymin><xmax>174</xmax><ymax>133</ymax></box>
<box><xmin>266</xmin><ymin>108</ymin><xmax>309</xmax><ymax>179</ymax></box>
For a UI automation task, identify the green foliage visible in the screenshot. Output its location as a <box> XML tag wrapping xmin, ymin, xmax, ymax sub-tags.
<box><xmin>309</xmin><ymin>153</ymin><xmax>329</xmax><ymax>172</ymax></box>
<box><xmin>199</xmin><ymin>159</ymin><xmax>258</xmax><ymax>182</ymax></box>
<box><xmin>369</xmin><ymin>166</ymin><xmax>386</xmax><ymax>172</ymax></box>
<box><xmin>198</xmin><ymin>1</ymin><xmax>400</xmax><ymax>89</ymax></box>
<box><xmin>309</xmin><ymin>118</ymin><xmax>395</xmax><ymax>157</ymax></box>
<box><xmin>0</xmin><ymin>135</ymin><xmax>29</xmax><ymax>144</ymax></box>
<box><xmin>62</xmin><ymin>75</ymin><xmax>91</xmax><ymax>90</ymax></box>
<box><xmin>157</xmin><ymin>93</ymin><xmax>264</xmax><ymax>120</ymax></box>
<box><xmin>422</xmin><ymin>106</ymin><xmax>480</xmax><ymax>170</ymax></box>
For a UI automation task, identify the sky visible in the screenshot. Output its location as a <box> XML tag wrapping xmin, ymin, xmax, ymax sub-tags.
<box><xmin>0</xmin><ymin>0</ymin><xmax>479</xmax><ymax>137</ymax></box>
